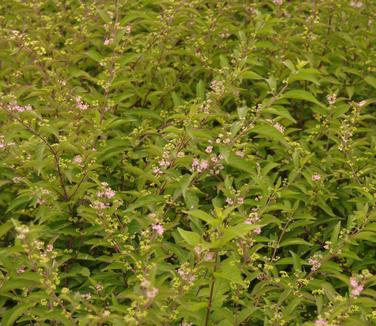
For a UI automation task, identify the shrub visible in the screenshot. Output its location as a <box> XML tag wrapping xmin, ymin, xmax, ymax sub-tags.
<box><xmin>0</xmin><ymin>0</ymin><xmax>375</xmax><ymax>325</ymax></box>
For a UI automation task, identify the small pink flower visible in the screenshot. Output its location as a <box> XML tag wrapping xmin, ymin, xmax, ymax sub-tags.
<box><xmin>152</xmin><ymin>223</ymin><xmax>164</xmax><ymax>236</ymax></box>
<box><xmin>315</xmin><ymin>319</ymin><xmax>327</xmax><ymax>326</ymax></box>
<box><xmin>199</xmin><ymin>160</ymin><xmax>209</xmax><ymax>170</ymax></box>
<box><xmin>253</xmin><ymin>227</ymin><xmax>261</xmax><ymax>235</ymax></box>
<box><xmin>153</xmin><ymin>167</ymin><xmax>163</xmax><ymax>175</ymax></box>
<box><xmin>358</xmin><ymin>100</ymin><xmax>367</xmax><ymax>107</ymax></box>
<box><xmin>226</xmin><ymin>198</ymin><xmax>234</xmax><ymax>205</ymax></box>
<box><xmin>235</xmin><ymin>150</ymin><xmax>245</xmax><ymax>158</ymax></box>
<box><xmin>73</xmin><ymin>155</ymin><xmax>83</xmax><ymax>164</ymax></box>
<box><xmin>12</xmin><ymin>176</ymin><xmax>23</xmax><ymax>183</ymax></box>
<box><xmin>17</xmin><ymin>267</ymin><xmax>25</xmax><ymax>274</ymax></box>
<box><xmin>104</xmin><ymin>38</ymin><xmax>112</xmax><ymax>45</ymax></box>
<box><xmin>192</xmin><ymin>158</ymin><xmax>200</xmax><ymax>167</ymax></box>
<box><xmin>237</xmin><ymin>197</ymin><xmax>244</xmax><ymax>205</ymax></box>
<box><xmin>146</xmin><ymin>287</ymin><xmax>159</xmax><ymax>300</ymax></box>
<box><xmin>273</xmin><ymin>0</ymin><xmax>283</xmax><ymax>5</ymax></box>
<box><xmin>351</xmin><ymin>285</ymin><xmax>363</xmax><ymax>296</ymax></box>
<box><xmin>75</xmin><ymin>96</ymin><xmax>89</xmax><ymax>110</ymax></box>
<box><xmin>176</xmin><ymin>151</ymin><xmax>185</xmax><ymax>158</ymax></box>
<box><xmin>205</xmin><ymin>146</ymin><xmax>213</xmax><ymax>153</ymax></box>
<box><xmin>350</xmin><ymin>277</ymin><xmax>358</xmax><ymax>287</ymax></box>
<box><xmin>36</xmin><ymin>198</ymin><xmax>46</xmax><ymax>205</ymax></box>
<box><xmin>124</xmin><ymin>25</ymin><xmax>132</xmax><ymax>34</ymax></box>
<box><xmin>159</xmin><ymin>159</ymin><xmax>171</xmax><ymax>168</ymax></box>
<box><xmin>312</xmin><ymin>174</ymin><xmax>321</xmax><ymax>182</ymax></box>
<box><xmin>273</xmin><ymin>122</ymin><xmax>285</xmax><ymax>133</ymax></box>
<box><xmin>90</xmin><ymin>201</ymin><xmax>109</xmax><ymax>210</ymax></box>
<box><xmin>211</xmin><ymin>156</ymin><xmax>219</xmax><ymax>163</ymax></box>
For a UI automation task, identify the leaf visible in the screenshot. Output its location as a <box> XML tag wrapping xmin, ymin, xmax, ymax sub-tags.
<box><xmin>288</xmin><ymin>69</ymin><xmax>320</xmax><ymax>85</ymax></box>
<box><xmin>330</xmin><ymin>222</ymin><xmax>341</xmax><ymax>246</ymax></box>
<box><xmin>196</xmin><ymin>80</ymin><xmax>205</xmax><ymax>100</ymax></box>
<box><xmin>364</xmin><ymin>76</ymin><xmax>376</xmax><ymax>89</ymax></box>
<box><xmin>177</xmin><ymin>228</ymin><xmax>201</xmax><ymax>247</ymax></box>
<box><xmin>210</xmin><ymin>223</ymin><xmax>260</xmax><ymax>248</ymax></box>
<box><xmin>252</xmin><ymin>123</ymin><xmax>286</xmax><ymax>143</ymax></box>
<box><xmin>0</xmin><ymin>220</ymin><xmax>13</xmax><ymax>239</ymax></box>
<box><xmin>1</xmin><ymin>303</ymin><xmax>34</xmax><ymax>326</ymax></box>
<box><xmin>279</xmin><ymin>238</ymin><xmax>312</xmax><ymax>247</ymax></box>
<box><xmin>282</xmin><ymin>89</ymin><xmax>324</xmax><ymax>107</ymax></box>
<box><xmin>353</xmin><ymin>231</ymin><xmax>376</xmax><ymax>243</ymax></box>
<box><xmin>240</xmin><ymin>70</ymin><xmax>263</xmax><ymax>80</ymax></box>
<box><xmin>214</xmin><ymin>258</ymin><xmax>245</xmax><ymax>286</ymax></box>
<box><xmin>124</xmin><ymin>195</ymin><xmax>165</xmax><ymax>213</ymax></box>
<box><xmin>263</xmin><ymin>106</ymin><xmax>297</xmax><ymax>123</ymax></box>
<box><xmin>185</xmin><ymin>210</ymin><xmax>219</xmax><ymax>227</ymax></box>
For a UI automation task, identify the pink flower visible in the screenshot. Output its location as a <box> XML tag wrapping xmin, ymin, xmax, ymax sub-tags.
<box><xmin>235</xmin><ymin>150</ymin><xmax>245</xmax><ymax>158</ymax></box>
<box><xmin>90</xmin><ymin>201</ymin><xmax>109</xmax><ymax>210</ymax></box>
<box><xmin>146</xmin><ymin>287</ymin><xmax>158</xmax><ymax>300</ymax></box>
<box><xmin>75</xmin><ymin>96</ymin><xmax>89</xmax><ymax>110</ymax></box>
<box><xmin>104</xmin><ymin>38</ymin><xmax>112</xmax><ymax>45</ymax></box>
<box><xmin>152</xmin><ymin>223</ymin><xmax>164</xmax><ymax>236</ymax></box>
<box><xmin>237</xmin><ymin>197</ymin><xmax>244</xmax><ymax>205</ymax></box>
<box><xmin>273</xmin><ymin>122</ymin><xmax>285</xmax><ymax>133</ymax></box>
<box><xmin>315</xmin><ymin>319</ymin><xmax>327</xmax><ymax>326</ymax></box>
<box><xmin>205</xmin><ymin>146</ymin><xmax>213</xmax><ymax>153</ymax></box>
<box><xmin>351</xmin><ymin>285</ymin><xmax>364</xmax><ymax>296</ymax></box>
<box><xmin>253</xmin><ymin>227</ymin><xmax>262</xmax><ymax>235</ymax></box>
<box><xmin>7</xmin><ymin>102</ymin><xmax>32</xmax><ymax>113</ymax></box>
<box><xmin>273</xmin><ymin>0</ymin><xmax>283</xmax><ymax>6</ymax></box>
<box><xmin>73</xmin><ymin>155</ymin><xmax>83</xmax><ymax>164</ymax></box>
<box><xmin>192</xmin><ymin>158</ymin><xmax>200</xmax><ymax>167</ymax></box>
<box><xmin>312</xmin><ymin>174</ymin><xmax>321</xmax><ymax>182</ymax></box>
<box><xmin>350</xmin><ymin>276</ymin><xmax>364</xmax><ymax>296</ymax></box>
<box><xmin>350</xmin><ymin>277</ymin><xmax>358</xmax><ymax>287</ymax></box>
<box><xmin>200</xmin><ymin>160</ymin><xmax>209</xmax><ymax>170</ymax></box>
<box><xmin>124</xmin><ymin>25</ymin><xmax>132</xmax><ymax>34</ymax></box>
<box><xmin>153</xmin><ymin>167</ymin><xmax>163</xmax><ymax>175</ymax></box>
<box><xmin>226</xmin><ymin>198</ymin><xmax>234</xmax><ymax>205</ymax></box>
<box><xmin>159</xmin><ymin>159</ymin><xmax>171</xmax><ymax>168</ymax></box>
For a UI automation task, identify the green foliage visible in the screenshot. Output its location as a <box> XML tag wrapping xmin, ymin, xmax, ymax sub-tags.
<box><xmin>0</xmin><ymin>0</ymin><xmax>376</xmax><ymax>325</ymax></box>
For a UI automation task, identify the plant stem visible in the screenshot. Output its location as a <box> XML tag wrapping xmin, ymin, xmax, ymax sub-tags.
<box><xmin>205</xmin><ymin>251</ymin><xmax>219</xmax><ymax>326</ymax></box>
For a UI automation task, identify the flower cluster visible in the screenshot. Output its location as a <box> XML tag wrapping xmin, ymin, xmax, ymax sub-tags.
<box><xmin>7</xmin><ymin>102</ymin><xmax>32</xmax><ymax>113</ymax></box>
<box><xmin>308</xmin><ymin>253</ymin><xmax>323</xmax><ymax>272</ymax></box>
<box><xmin>75</xmin><ymin>96</ymin><xmax>89</xmax><ymax>111</ymax></box>
<box><xmin>0</xmin><ymin>135</ymin><xmax>15</xmax><ymax>149</ymax></box>
<box><xmin>151</xmin><ymin>223</ymin><xmax>164</xmax><ymax>236</ymax></box>
<box><xmin>349</xmin><ymin>276</ymin><xmax>364</xmax><ymax>297</ymax></box>
<box><xmin>327</xmin><ymin>93</ymin><xmax>337</xmax><ymax>106</ymax></box>
<box><xmin>96</xmin><ymin>182</ymin><xmax>116</xmax><ymax>199</ymax></box>
<box><xmin>210</xmin><ymin>79</ymin><xmax>225</xmax><ymax>96</ymax></box>
<box><xmin>245</xmin><ymin>209</ymin><xmax>262</xmax><ymax>235</ymax></box>
<box><xmin>141</xmin><ymin>279</ymin><xmax>159</xmax><ymax>300</ymax></box>
<box><xmin>191</xmin><ymin>158</ymin><xmax>209</xmax><ymax>173</ymax></box>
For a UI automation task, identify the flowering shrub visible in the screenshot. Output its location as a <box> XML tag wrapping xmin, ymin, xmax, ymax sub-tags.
<box><xmin>0</xmin><ymin>0</ymin><xmax>376</xmax><ymax>325</ymax></box>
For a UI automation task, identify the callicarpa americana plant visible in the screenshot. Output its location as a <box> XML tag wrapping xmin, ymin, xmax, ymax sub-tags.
<box><xmin>0</xmin><ymin>0</ymin><xmax>376</xmax><ymax>325</ymax></box>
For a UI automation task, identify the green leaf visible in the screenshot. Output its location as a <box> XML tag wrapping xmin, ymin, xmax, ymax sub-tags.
<box><xmin>185</xmin><ymin>210</ymin><xmax>219</xmax><ymax>227</ymax></box>
<box><xmin>196</xmin><ymin>80</ymin><xmax>205</xmax><ymax>100</ymax></box>
<box><xmin>240</xmin><ymin>70</ymin><xmax>263</xmax><ymax>80</ymax></box>
<box><xmin>330</xmin><ymin>222</ymin><xmax>341</xmax><ymax>246</ymax></box>
<box><xmin>364</xmin><ymin>76</ymin><xmax>376</xmax><ymax>89</ymax></box>
<box><xmin>282</xmin><ymin>89</ymin><xmax>324</xmax><ymax>107</ymax></box>
<box><xmin>177</xmin><ymin>228</ymin><xmax>201</xmax><ymax>247</ymax></box>
<box><xmin>1</xmin><ymin>303</ymin><xmax>34</xmax><ymax>326</ymax></box>
<box><xmin>279</xmin><ymin>238</ymin><xmax>312</xmax><ymax>247</ymax></box>
<box><xmin>252</xmin><ymin>123</ymin><xmax>286</xmax><ymax>143</ymax></box>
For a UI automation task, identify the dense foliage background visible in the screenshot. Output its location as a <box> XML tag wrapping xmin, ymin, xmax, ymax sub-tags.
<box><xmin>0</xmin><ymin>0</ymin><xmax>376</xmax><ymax>325</ymax></box>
